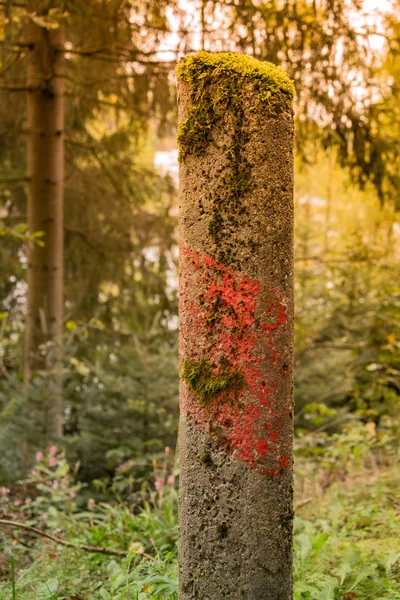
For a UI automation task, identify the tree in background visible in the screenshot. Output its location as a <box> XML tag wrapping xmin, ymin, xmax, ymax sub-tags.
<box><xmin>0</xmin><ymin>0</ymin><xmax>179</xmax><ymax>479</ymax></box>
<box><xmin>25</xmin><ymin>1</ymin><xmax>65</xmax><ymax>440</ymax></box>
<box><xmin>189</xmin><ymin>0</ymin><xmax>400</xmax><ymax>207</ymax></box>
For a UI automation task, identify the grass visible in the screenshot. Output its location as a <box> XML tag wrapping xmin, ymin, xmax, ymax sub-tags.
<box><xmin>293</xmin><ymin>467</ymin><xmax>400</xmax><ymax>599</ymax></box>
<box><xmin>0</xmin><ymin>440</ymin><xmax>399</xmax><ymax>599</ymax></box>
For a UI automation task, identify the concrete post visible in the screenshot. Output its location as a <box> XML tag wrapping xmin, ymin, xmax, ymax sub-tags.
<box><xmin>177</xmin><ymin>52</ymin><xmax>294</xmax><ymax>600</ymax></box>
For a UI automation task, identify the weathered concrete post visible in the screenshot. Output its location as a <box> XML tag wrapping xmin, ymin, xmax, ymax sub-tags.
<box><xmin>177</xmin><ymin>52</ymin><xmax>294</xmax><ymax>599</ymax></box>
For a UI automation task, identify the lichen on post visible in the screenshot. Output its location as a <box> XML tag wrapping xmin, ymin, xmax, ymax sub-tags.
<box><xmin>177</xmin><ymin>51</ymin><xmax>294</xmax><ymax>599</ymax></box>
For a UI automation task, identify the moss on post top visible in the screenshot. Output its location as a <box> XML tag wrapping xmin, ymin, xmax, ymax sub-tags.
<box><xmin>177</xmin><ymin>52</ymin><xmax>294</xmax><ymax>265</ymax></box>
<box><xmin>176</xmin><ymin>51</ymin><xmax>294</xmax><ymax>166</ymax></box>
<box><xmin>176</xmin><ymin>51</ymin><xmax>294</xmax><ymax>109</ymax></box>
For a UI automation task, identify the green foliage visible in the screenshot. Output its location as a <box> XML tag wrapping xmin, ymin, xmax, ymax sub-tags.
<box><xmin>295</xmin><ymin>418</ymin><xmax>398</xmax><ymax>497</ymax></box>
<box><xmin>0</xmin><ymin>0</ymin><xmax>180</xmax><ymax>483</ymax></box>
<box><xmin>294</xmin><ymin>465</ymin><xmax>400</xmax><ymax>599</ymax></box>
<box><xmin>0</xmin><ymin>449</ymin><xmax>178</xmax><ymax>599</ymax></box>
<box><xmin>294</xmin><ymin>151</ymin><xmax>399</xmax><ymax>429</ymax></box>
<box><xmin>62</xmin><ymin>323</ymin><xmax>179</xmax><ymax>487</ymax></box>
<box><xmin>0</xmin><ymin>320</ymin><xmax>179</xmax><ymax>487</ymax></box>
<box><xmin>0</xmin><ymin>430</ymin><xmax>399</xmax><ymax>599</ymax></box>
<box><xmin>95</xmin><ymin>554</ymin><xmax>178</xmax><ymax>600</ymax></box>
<box><xmin>189</xmin><ymin>1</ymin><xmax>400</xmax><ymax>204</ymax></box>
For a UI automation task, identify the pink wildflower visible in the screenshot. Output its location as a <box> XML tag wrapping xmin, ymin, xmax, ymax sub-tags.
<box><xmin>35</xmin><ymin>451</ymin><xmax>44</xmax><ymax>461</ymax></box>
<box><xmin>49</xmin><ymin>445</ymin><xmax>57</xmax><ymax>457</ymax></box>
<box><xmin>87</xmin><ymin>498</ymin><xmax>95</xmax><ymax>509</ymax></box>
<box><xmin>0</xmin><ymin>487</ymin><xmax>10</xmax><ymax>496</ymax></box>
<box><xmin>48</xmin><ymin>456</ymin><xmax>57</xmax><ymax>467</ymax></box>
<box><xmin>154</xmin><ymin>477</ymin><xmax>164</xmax><ymax>490</ymax></box>
<box><xmin>167</xmin><ymin>475</ymin><xmax>175</xmax><ymax>486</ymax></box>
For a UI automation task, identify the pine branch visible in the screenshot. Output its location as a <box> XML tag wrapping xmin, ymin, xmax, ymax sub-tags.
<box><xmin>0</xmin><ymin>85</ymin><xmax>31</xmax><ymax>92</ymax></box>
<box><xmin>65</xmin><ymin>137</ymin><xmax>131</xmax><ymax>204</ymax></box>
<box><xmin>0</xmin><ymin>42</ymin><xmax>33</xmax><ymax>50</ymax></box>
<box><xmin>0</xmin><ymin>518</ymin><xmax>129</xmax><ymax>557</ymax></box>
<box><xmin>0</xmin><ymin>1</ymin><xmax>27</xmax><ymax>6</ymax></box>
<box><xmin>0</xmin><ymin>176</ymin><xmax>29</xmax><ymax>184</ymax></box>
<box><xmin>66</xmin><ymin>50</ymin><xmax>176</xmax><ymax>67</ymax></box>
<box><xmin>0</xmin><ymin>42</ymin><xmax>178</xmax><ymax>66</ymax></box>
<box><xmin>0</xmin><ymin>128</ymin><xmax>27</xmax><ymax>137</ymax></box>
<box><xmin>64</xmin><ymin>225</ymin><xmax>108</xmax><ymax>259</ymax></box>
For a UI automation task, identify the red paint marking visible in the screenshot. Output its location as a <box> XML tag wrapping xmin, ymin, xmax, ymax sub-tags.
<box><xmin>180</xmin><ymin>246</ymin><xmax>291</xmax><ymax>475</ymax></box>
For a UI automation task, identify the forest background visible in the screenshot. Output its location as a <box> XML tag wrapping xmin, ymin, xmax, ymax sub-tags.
<box><xmin>0</xmin><ymin>0</ymin><xmax>399</xmax><ymax>598</ymax></box>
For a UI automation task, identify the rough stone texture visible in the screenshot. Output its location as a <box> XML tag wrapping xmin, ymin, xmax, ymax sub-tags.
<box><xmin>178</xmin><ymin>52</ymin><xmax>294</xmax><ymax>600</ymax></box>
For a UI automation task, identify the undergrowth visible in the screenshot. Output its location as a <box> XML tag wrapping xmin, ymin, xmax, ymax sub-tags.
<box><xmin>0</xmin><ymin>422</ymin><xmax>398</xmax><ymax>599</ymax></box>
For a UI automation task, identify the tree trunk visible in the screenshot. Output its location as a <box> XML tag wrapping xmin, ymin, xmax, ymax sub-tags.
<box><xmin>25</xmin><ymin>2</ymin><xmax>65</xmax><ymax>441</ymax></box>
<box><xmin>177</xmin><ymin>52</ymin><xmax>294</xmax><ymax>599</ymax></box>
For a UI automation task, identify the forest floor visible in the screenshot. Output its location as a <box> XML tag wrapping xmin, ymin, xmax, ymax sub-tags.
<box><xmin>0</xmin><ymin>437</ymin><xmax>399</xmax><ymax>599</ymax></box>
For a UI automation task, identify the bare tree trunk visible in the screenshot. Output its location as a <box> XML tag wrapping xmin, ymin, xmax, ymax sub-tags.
<box><xmin>25</xmin><ymin>2</ymin><xmax>65</xmax><ymax>441</ymax></box>
<box><xmin>177</xmin><ymin>52</ymin><xmax>294</xmax><ymax>599</ymax></box>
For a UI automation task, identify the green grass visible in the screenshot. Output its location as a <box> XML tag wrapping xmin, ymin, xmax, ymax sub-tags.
<box><xmin>293</xmin><ymin>467</ymin><xmax>400</xmax><ymax>599</ymax></box>
<box><xmin>0</xmin><ymin>458</ymin><xmax>399</xmax><ymax>599</ymax></box>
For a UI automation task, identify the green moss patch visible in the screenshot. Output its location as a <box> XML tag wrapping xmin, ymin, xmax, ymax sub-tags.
<box><xmin>176</xmin><ymin>51</ymin><xmax>293</xmax><ymax>91</ymax></box>
<box><xmin>182</xmin><ymin>357</ymin><xmax>245</xmax><ymax>407</ymax></box>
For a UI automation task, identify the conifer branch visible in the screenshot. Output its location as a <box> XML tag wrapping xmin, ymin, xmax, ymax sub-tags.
<box><xmin>0</xmin><ymin>175</ymin><xmax>29</xmax><ymax>184</ymax></box>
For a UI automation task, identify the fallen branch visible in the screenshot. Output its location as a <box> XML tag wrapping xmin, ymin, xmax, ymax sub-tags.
<box><xmin>0</xmin><ymin>519</ymin><xmax>128</xmax><ymax>557</ymax></box>
<box><xmin>294</xmin><ymin>497</ymin><xmax>312</xmax><ymax>510</ymax></box>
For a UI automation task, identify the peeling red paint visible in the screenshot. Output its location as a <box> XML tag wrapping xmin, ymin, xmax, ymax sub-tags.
<box><xmin>180</xmin><ymin>246</ymin><xmax>292</xmax><ymax>475</ymax></box>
